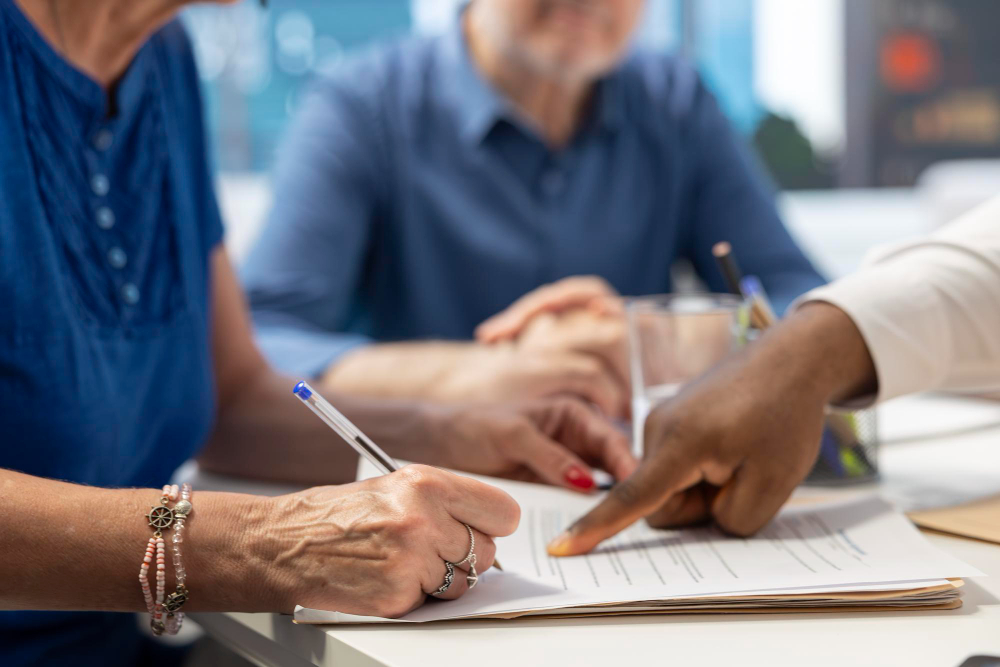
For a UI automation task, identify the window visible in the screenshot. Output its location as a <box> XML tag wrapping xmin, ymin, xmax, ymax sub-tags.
<box><xmin>184</xmin><ymin>0</ymin><xmax>759</xmax><ymax>173</ymax></box>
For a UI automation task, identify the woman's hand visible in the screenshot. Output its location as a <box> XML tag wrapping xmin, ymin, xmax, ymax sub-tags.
<box><xmin>426</xmin><ymin>398</ymin><xmax>637</xmax><ymax>492</ymax></box>
<box><xmin>260</xmin><ymin>465</ymin><xmax>520</xmax><ymax>618</ymax></box>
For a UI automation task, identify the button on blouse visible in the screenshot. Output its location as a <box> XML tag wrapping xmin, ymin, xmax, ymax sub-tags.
<box><xmin>92</xmin><ymin>128</ymin><xmax>113</xmax><ymax>151</ymax></box>
<box><xmin>107</xmin><ymin>246</ymin><xmax>127</xmax><ymax>269</ymax></box>
<box><xmin>96</xmin><ymin>205</ymin><xmax>115</xmax><ymax>229</ymax></box>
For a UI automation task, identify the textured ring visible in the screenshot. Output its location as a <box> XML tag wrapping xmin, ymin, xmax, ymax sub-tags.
<box><xmin>431</xmin><ymin>561</ymin><xmax>455</xmax><ymax>596</ymax></box>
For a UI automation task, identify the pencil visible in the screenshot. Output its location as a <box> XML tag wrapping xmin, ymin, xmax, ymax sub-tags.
<box><xmin>713</xmin><ymin>242</ymin><xmax>770</xmax><ymax>329</ymax></box>
<box><xmin>712</xmin><ymin>241</ymin><xmax>745</xmax><ymax>296</ymax></box>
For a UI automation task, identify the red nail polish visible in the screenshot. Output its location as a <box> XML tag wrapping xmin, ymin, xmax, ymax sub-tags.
<box><xmin>564</xmin><ymin>466</ymin><xmax>595</xmax><ymax>490</ymax></box>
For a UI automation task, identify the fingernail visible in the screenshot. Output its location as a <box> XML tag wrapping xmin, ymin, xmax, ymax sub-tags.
<box><xmin>564</xmin><ymin>465</ymin><xmax>595</xmax><ymax>491</ymax></box>
<box><xmin>547</xmin><ymin>531</ymin><xmax>574</xmax><ymax>557</ymax></box>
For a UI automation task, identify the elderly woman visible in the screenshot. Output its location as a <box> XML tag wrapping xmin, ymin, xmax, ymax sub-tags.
<box><xmin>0</xmin><ymin>1</ymin><xmax>636</xmax><ymax>665</ymax></box>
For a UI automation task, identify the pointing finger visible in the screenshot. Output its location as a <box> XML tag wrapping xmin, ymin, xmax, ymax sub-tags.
<box><xmin>546</xmin><ymin>445</ymin><xmax>703</xmax><ymax>556</ymax></box>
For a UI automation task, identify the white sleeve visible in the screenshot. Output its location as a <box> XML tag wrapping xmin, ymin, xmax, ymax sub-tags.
<box><xmin>794</xmin><ymin>195</ymin><xmax>1000</xmax><ymax>404</ymax></box>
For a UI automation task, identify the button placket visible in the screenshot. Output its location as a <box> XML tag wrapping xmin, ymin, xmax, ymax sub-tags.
<box><xmin>88</xmin><ymin>125</ymin><xmax>136</xmax><ymax>306</ymax></box>
<box><xmin>541</xmin><ymin>169</ymin><xmax>566</xmax><ymax>196</ymax></box>
<box><xmin>89</xmin><ymin>126</ymin><xmax>112</xmax><ymax>200</ymax></box>
<box><xmin>540</xmin><ymin>150</ymin><xmax>571</xmax><ymax>198</ymax></box>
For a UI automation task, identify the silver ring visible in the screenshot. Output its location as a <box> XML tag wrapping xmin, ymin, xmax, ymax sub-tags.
<box><xmin>431</xmin><ymin>561</ymin><xmax>455</xmax><ymax>597</ymax></box>
<box><xmin>453</xmin><ymin>524</ymin><xmax>479</xmax><ymax>590</ymax></box>
<box><xmin>429</xmin><ymin>524</ymin><xmax>479</xmax><ymax>596</ymax></box>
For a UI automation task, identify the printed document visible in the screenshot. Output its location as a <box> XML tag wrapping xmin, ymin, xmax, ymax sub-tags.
<box><xmin>295</xmin><ymin>464</ymin><xmax>981</xmax><ymax>624</ymax></box>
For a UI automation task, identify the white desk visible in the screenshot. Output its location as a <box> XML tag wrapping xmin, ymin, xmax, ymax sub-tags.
<box><xmin>190</xmin><ymin>395</ymin><xmax>1000</xmax><ymax>667</ymax></box>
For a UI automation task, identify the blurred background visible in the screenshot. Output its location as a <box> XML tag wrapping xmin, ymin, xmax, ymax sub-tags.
<box><xmin>183</xmin><ymin>0</ymin><xmax>1000</xmax><ymax>279</ymax></box>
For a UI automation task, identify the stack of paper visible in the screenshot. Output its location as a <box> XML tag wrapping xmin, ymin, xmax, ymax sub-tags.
<box><xmin>295</xmin><ymin>466</ymin><xmax>982</xmax><ymax>624</ymax></box>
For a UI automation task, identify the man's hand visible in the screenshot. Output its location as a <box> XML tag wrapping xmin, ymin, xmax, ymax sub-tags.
<box><xmin>546</xmin><ymin>303</ymin><xmax>878</xmax><ymax>555</ymax></box>
<box><xmin>427</xmin><ymin>398</ymin><xmax>637</xmax><ymax>492</ymax></box>
<box><xmin>324</xmin><ymin>340</ymin><xmax>629</xmax><ymax>418</ymax></box>
<box><xmin>473</xmin><ymin>275</ymin><xmax>629</xmax><ymax>416</ymax></box>
<box><xmin>515</xmin><ymin>309</ymin><xmax>629</xmax><ymax>410</ymax></box>
<box><xmin>322</xmin><ymin>276</ymin><xmax>630</xmax><ymax>415</ymax></box>
<box><xmin>475</xmin><ymin>275</ymin><xmax>623</xmax><ymax>343</ymax></box>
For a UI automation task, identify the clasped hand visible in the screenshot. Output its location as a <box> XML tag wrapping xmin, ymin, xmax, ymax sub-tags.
<box><xmin>473</xmin><ymin>276</ymin><xmax>629</xmax><ymax>418</ymax></box>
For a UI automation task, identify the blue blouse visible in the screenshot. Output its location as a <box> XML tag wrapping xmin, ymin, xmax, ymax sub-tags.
<box><xmin>0</xmin><ymin>5</ymin><xmax>222</xmax><ymax>666</ymax></box>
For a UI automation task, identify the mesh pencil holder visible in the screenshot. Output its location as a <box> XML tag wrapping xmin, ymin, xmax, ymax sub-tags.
<box><xmin>802</xmin><ymin>407</ymin><xmax>879</xmax><ymax>486</ymax></box>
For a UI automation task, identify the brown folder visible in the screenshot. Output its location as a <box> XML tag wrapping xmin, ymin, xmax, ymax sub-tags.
<box><xmin>909</xmin><ymin>494</ymin><xmax>1000</xmax><ymax>544</ymax></box>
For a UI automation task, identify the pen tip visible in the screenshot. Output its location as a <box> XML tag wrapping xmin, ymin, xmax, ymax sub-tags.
<box><xmin>712</xmin><ymin>241</ymin><xmax>731</xmax><ymax>257</ymax></box>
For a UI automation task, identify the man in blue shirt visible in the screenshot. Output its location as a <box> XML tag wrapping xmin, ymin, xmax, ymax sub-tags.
<box><xmin>243</xmin><ymin>0</ymin><xmax>824</xmax><ymax>419</ymax></box>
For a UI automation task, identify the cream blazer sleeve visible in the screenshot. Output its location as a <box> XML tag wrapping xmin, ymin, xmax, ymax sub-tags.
<box><xmin>796</xmin><ymin>195</ymin><xmax>1000</xmax><ymax>404</ymax></box>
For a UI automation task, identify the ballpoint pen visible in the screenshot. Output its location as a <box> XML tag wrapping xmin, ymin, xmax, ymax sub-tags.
<box><xmin>292</xmin><ymin>380</ymin><xmax>503</xmax><ymax>568</ymax></box>
<box><xmin>293</xmin><ymin>380</ymin><xmax>399</xmax><ymax>474</ymax></box>
<box><xmin>739</xmin><ymin>275</ymin><xmax>778</xmax><ymax>329</ymax></box>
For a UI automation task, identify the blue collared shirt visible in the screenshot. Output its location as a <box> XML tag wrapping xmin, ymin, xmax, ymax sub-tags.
<box><xmin>243</xmin><ymin>26</ymin><xmax>825</xmax><ymax>378</ymax></box>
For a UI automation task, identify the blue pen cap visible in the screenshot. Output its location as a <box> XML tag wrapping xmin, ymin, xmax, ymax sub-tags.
<box><xmin>740</xmin><ymin>275</ymin><xmax>763</xmax><ymax>297</ymax></box>
<box><xmin>292</xmin><ymin>381</ymin><xmax>312</xmax><ymax>400</ymax></box>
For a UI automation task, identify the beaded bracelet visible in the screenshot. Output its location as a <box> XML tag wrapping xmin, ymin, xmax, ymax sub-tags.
<box><xmin>164</xmin><ymin>483</ymin><xmax>192</xmax><ymax>635</ymax></box>
<box><xmin>141</xmin><ymin>483</ymin><xmax>192</xmax><ymax>635</ymax></box>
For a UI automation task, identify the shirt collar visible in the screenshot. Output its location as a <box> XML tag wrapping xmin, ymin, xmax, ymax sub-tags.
<box><xmin>439</xmin><ymin>21</ymin><xmax>626</xmax><ymax>147</ymax></box>
<box><xmin>441</xmin><ymin>23</ymin><xmax>509</xmax><ymax>146</ymax></box>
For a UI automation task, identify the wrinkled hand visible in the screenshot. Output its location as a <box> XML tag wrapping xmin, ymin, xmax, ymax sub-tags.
<box><xmin>264</xmin><ymin>465</ymin><xmax>520</xmax><ymax>618</ymax></box>
<box><xmin>430</xmin><ymin>398</ymin><xmax>637</xmax><ymax>493</ymax></box>
<box><xmin>546</xmin><ymin>303</ymin><xmax>877</xmax><ymax>555</ymax></box>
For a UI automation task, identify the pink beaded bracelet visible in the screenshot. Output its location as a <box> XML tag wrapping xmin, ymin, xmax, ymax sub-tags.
<box><xmin>163</xmin><ymin>483</ymin><xmax>192</xmax><ymax>635</ymax></box>
<box><xmin>141</xmin><ymin>483</ymin><xmax>193</xmax><ymax>636</ymax></box>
